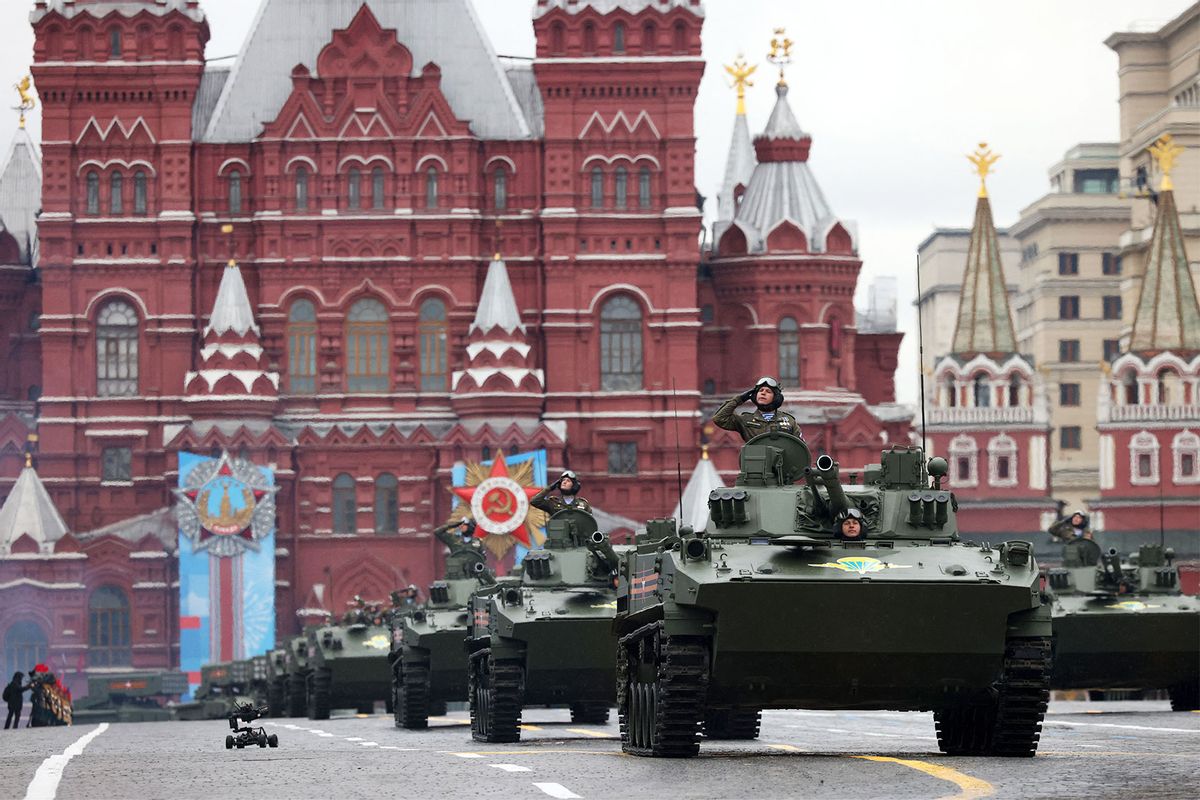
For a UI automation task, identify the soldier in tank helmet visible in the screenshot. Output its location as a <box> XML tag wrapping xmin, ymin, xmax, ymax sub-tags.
<box><xmin>1048</xmin><ymin>509</ymin><xmax>1092</xmax><ymax>541</ymax></box>
<box><xmin>713</xmin><ymin>376</ymin><xmax>801</xmax><ymax>442</ymax></box>
<box><xmin>531</xmin><ymin>470</ymin><xmax>593</xmax><ymax>514</ymax></box>
<box><xmin>835</xmin><ymin>507</ymin><xmax>866</xmax><ymax>540</ymax></box>
<box><xmin>432</xmin><ymin>517</ymin><xmax>481</xmax><ymax>552</ymax></box>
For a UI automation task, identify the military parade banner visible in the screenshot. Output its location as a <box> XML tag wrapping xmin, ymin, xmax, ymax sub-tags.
<box><xmin>451</xmin><ymin>449</ymin><xmax>547</xmax><ymax>562</ymax></box>
<box><xmin>175</xmin><ymin>452</ymin><xmax>277</xmax><ymax>695</ymax></box>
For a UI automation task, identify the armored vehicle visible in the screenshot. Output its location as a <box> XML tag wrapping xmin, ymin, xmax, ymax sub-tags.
<box><xmin>248</xmin><ymin>654</ymin><xmax>272</xmax><ymax>709</ymax></box>
<box><xmin>172</xmin><ymin>663</ymin><xmax>234</xmax><ymax>721</ymax></box>
<box><xmin>613</xmin><ymin>434</ymin><xmax>1051</xmax><ymax>758</ymax></box>
<box><xmin>282</xmin><ymin>632</ymin><xmax>314</xmax><ymax>717</ymax></box>
<box><xmin>73</xmin><ymin>670</ymin><xmax>188</xmax><ymax>724</ymax></box>
<box><xmin>265</xmin><ymin>647</ymin><xmax>289</xmax><ymax>717</ymax></box>
<box><xmin>390</xmin><ymin>529</ymin><xmax>498</xmax><ymax>729</ymax></box>
<box><xmin>1047</xmin><ymin>539</ymin><xmax>1200</xmax><ymax>710</ymax></box>
<box><xmin>466</xmin><ymin>508</ymin><xmax>620</xmax><ymax>743</ymax></box>
<box><xmin>226</xmin><ymin>659</ymin><xmax>253</xmax><ymax>699</ymax></box>
<box><xmin>305</xmin><ymin>600</ymin><xmax>392</xmax><ymax>720</ymax></box>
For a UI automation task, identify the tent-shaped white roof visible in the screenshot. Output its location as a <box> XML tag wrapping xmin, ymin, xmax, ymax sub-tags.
<box><xmin>671</xmin><ymin>451</ymin><xmax>724</xmax><ymax>532</ymax></box>
<box><xmin>471</xmin><ymin>257</ymin><xmax>524</xmax><ymax>334</ymax></box>
<box><xmin>0</xmin><ymin>461</ymin><xmax>69</xmax><ymax>554</ymax></box>
<box><xmin>206</xmin><ymin>262</ymin><xmax>260</xmax><ymax>337</ymax></box>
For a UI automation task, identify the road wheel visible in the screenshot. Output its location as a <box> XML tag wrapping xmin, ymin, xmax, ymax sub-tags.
<box><xmin>569</xmin><ymin>702</ymin><xmax>610</xmax><ymax>725</ymax></box>
<box><xmin>257</xmin><ymin>732</ymin><xmax>267</xmax><ymax>747</ymax></box>
<box><xmin>306</xmin><ymin>667</ymin><xmax>332</xmax><ymax>721</ymax></box>
<box><xmin>225</xmin><ymin>735</ymin><xmax>233</xmax><ymax>750</ymax></box>
<box><xmin>268</xmin><ymin>734</ymin><xmax>279</xmax><ymax>748</ymax></box>
<box><xmin>469</xmin><ymin>648</ymin><xmax>523</xmax><ymax>743</ymax></box>
<box><xmin>703</xmin><ymin>708</ymin><xmax>761</xmax><ymax>740</ymax></box>
<box><xmin>286</xmin><ymin>672</ymin><xmax>307</xmax><ymax>718</ymax></box>
<box><xmin>1169</xmin><ymin>680</ymin><xmax>1199</xmax><ymax>711</ymax></box>
<box><xmin>397</xmin><ymin>649</ymin><xmax>432</xmax><ymax>730</ymax></box>
<box><xmin>618</xmin><ymin>621</ymin><xmax>708</xmax><ymax>758</ymax></box>
<box><xmin>935</xmin><ymin>636</ymin><xmax>1050</xmax><ymax>757</ymax></box>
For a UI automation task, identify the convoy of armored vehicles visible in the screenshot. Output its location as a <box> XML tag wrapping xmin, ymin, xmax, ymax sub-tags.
<box><xmin>304</xmin><ymin>600</ymin><xmax>393</xmax><ymax>720</ymax></box>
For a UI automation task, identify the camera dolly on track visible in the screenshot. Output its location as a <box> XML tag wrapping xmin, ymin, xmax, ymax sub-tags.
<box><xmin>225</xmin><ymin>702</ymin><xmax>279</xmax><ymax>749</ymax></box>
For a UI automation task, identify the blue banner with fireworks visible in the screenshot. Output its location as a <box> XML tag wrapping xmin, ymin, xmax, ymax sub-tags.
<box><xmin>451</xmin><ymin>449</ymin><xmax>547</xmax><ymax>564</ymax></box>
<box><xmin>176</xmin><ymin>451</ymin><xmax>277</xmax><ymax>694</ymax></box>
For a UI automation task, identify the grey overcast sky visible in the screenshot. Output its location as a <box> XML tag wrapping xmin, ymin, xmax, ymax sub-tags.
<box><xmin>0</xmin><ymin>0</ymin><xmax>1190</xmax><ymax>403</ymax></box>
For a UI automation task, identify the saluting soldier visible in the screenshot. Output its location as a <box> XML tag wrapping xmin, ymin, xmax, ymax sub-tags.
<box><xmin>531</xmin><ymin>470</ymin><xmax>593</xmax><ymax>515</ymax></box>
<box><xmin>713</xmin><ymin>376</ymin><xmax>801</xmax><ymax>442</ymax></box>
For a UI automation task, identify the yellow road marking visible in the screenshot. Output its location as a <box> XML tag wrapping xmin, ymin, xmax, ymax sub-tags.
<box><xmin>768</xmin><ymin>744</ymin><xmax>804</xmax><ymax>753</ymax></box>
<box><xmin>565</xmin><ymin>728</ymin><xmax>616</xmax><ymax>738</ymax></box>
<box><xmin>854</xmin><ymin>755</ymin><xmax>993</xmax><ymax>800</ymax></box>
<box><xmin>519</xmin><ymin>724</ymin><xmax>543</xmax><ymax>731</ymax></box>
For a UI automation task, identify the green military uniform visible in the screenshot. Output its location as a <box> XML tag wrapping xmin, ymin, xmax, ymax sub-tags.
<box><xmin>432</xmin><ymin>519</ymin><xmax>488</xmax><ymax>581</ymax></box>
<box><xmin>713</xmin><ymin>394</ymin><xmax>801</xmax><ymax>442</ymax></box>
<box><xmin>531</xmin><ymin>486</ymin><xmax>593</xmax><ymax>515</ymax></box>
<box><xmin>1048</xmin><ymin>512</ymin><xmax>1092</xmax><ymax>541</ymax></box>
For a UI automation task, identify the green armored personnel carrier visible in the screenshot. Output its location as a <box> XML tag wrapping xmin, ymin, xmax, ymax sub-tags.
<box><xmin>613</xmin><ymin>434</ymin><xmax>1051</xmax><ymax>758</ymax></box>
<box><xmin>390</xmin><ymin>525</ymin><xmax>498</xmax><ymax>729</ymax></box>
<box><xmin>265</xmin><ymin>646</ymin><xmax>289</xmax><ymax>717</ymax></box>
<box><xmin>466</xmin><ymin>508</ymin><xmax>620</xmax><ymax>743</ymax></box>
<box><xmin>247</xmin><ymin>654</ymin><xmax>272</xmax><ymax>709</ymax></box>
<box><xmin>172</xmin><ymin>663</ymin><xmax>234</xmax><ymax>721</ymax></box>
<box><xmin>1048</xmin><ymin>539</ymin><xmax>1200</xmax><ymax>710</ymax></box>
<box><xmin>305</xmin><ymin>600</ymin><xmax>393</xmax><ymax>720</ymax></box>
<box><xmin>282</xmin><ymin>632</ymin><xmax>314</xmax><ymax>717</ymax></box>
<box><xmin>73</xmin><ymin>670</ymin><xmax>188</xmax><ymax>724</ymax></box>
<box><xmin>227</xmin><ymin>659</ymin><xmax>253</xmax><ymax>699</ymax></box>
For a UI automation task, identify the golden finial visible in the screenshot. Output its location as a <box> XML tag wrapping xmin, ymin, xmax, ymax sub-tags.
<box><xmin>1148</xmin><ymin>134</ymin><xmax>1184</xmax><ymax>192</ymax></box>
<box><xmin>767</xmin><ymin>28</ymin><xmax>793</xmax><ymax>87</ymax></box>
<box><xmin>967</xmin><ymin>142</ymin><xmax>1000</xmax><ymax>198</ymax></box>
<box><xmin>701</xmin><ymin>443</ymin><xmax>709</xmax><ymax>461</ymax></box>
<box><xmin>14</xmin><ymin>76</ymin><xmax>35</xmax><ymax>129</ymax></box>
<box><xmin>724</xmin><ymin>54</ymin><xmax>757</xmax><ymax>116</ymax></box>
<box><xmin>221</xmin><ymin>223</ymin><xmax>237</xmax><ymax>268</ymax></box>
<box><xmin>24</xmin><ymin>451</ymin><xmax>32</xmax><ymax>468</ymax></box>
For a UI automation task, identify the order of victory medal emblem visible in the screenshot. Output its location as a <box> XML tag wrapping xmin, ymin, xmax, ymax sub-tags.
<box><xmin>174</xmin><ymin>451</ymin><xmax>278</xmax><ymax>558</ymax></box>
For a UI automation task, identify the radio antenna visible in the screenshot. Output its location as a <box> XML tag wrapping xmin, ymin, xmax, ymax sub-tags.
<box><xmin>671</xmin><ymin>378</ymin><xmax>685</xmax><ymax>525</ymax></box>
<box><xmin>915</xmin><ymin>250</ymin><xmax>929</xmax><ymax>455</ymax></box>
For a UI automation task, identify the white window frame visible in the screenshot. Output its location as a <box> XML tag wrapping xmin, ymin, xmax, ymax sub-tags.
<box><xmin>1172</xmin><ymin>429</ymin><xmax>1200</xmax><ymax>485</ymax></box>
<box><xmin>1129</xmin><ymin>430</ymin><xmax>1160</xmax><ymax>486</ymax></box>
<box><xmin>949</xmin><ymin>434</ymin><xmax>978</xmax><ymax>488</ymax></box>
<box><xmin>987</xmin><ymin>434</ymin><xmax>1018</xmax><ymax>488</ymax></box>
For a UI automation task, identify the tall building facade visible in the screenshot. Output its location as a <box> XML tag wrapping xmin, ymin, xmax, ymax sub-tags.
<box><xmin>1</xmin><ymin>0</ymin><xmax>908</xmax><ymax>683</ymax></box>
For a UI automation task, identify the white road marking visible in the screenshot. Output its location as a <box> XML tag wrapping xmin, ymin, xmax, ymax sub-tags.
<box><xmin>23</xmin><ymin>723</ymin><xmax>109</xmax><ymax>800</ymax></box>
<box><xmin>490</xmin><ymin>764</ymin><xmax>532</xmax><ymax>772</ymax></box>
<box><xmin>307</xmin><ymin>729</ymin><xmax>325</xmax><ymax>734</ymax></box>
<box><xmin>344</xmin><ymin>737</ymin><xmax>364</xmax><ymax>742</ymax></box>
<box><xmin>317</xmin><ymin>733</ymin><xmax>335</xmax><ymax>737</ymax></box>
<box><xmin>1042</xmin><ymin>720</ymin><xmax>1199</xmax><ymax>734</ymax></box>
<box><xmin>358</xmin><ymin>742</ymin><xmax>379</xmax><ymax>747</ymax></box>
<box><xmin>449</xmin><ymin>752</ymin><xmax>484</xmax><ymax>759</ymax></box>
<box><xmin>533</xmin><ymin>783</ymin><xmax>582</xmax><ymax>799</ymax></box>
<box><xmin>379</xmin><ymin>746</ymin><xmax>420</xmax><ymax>751</ymax></box>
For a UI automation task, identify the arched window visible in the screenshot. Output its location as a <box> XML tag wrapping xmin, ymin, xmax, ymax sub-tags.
<box><xmin>988</xmin><ymin>434</ymin><xmax>1018</xmax><ymax>487</ymax></box>
<box><xmin>638</xmin><ymin>167</ymin><xmax>652</xmax><ymax>209</ymax></box>
<box><xmin>493</xmin><ymin>168</ymin><xmax>508</xmax><ymax>211</ymax></box>
<box><xmin>77</xmin><ymin>26</ymin><xmax>95</xmax><ymax>60</ymax></box>
<box><xmin>418</xmin><ymin>297</ymin><xmax>448</xmax><ymax>392</ymax></box>
<box><xmin>347</xmin><ymin>167</ymin><xmax>362</xmax><ymax>210</ymax></box>
<box><xmin>1157</xmin><ymin>368</ymin><xmax>1172</xmax><ymax>404</ymax></box>
<box><xmin>3</xmin><ymin>621</ymin><xmax>47</xmax><ymax>680</ymax></box>
<box><xmin>425</xmin><ymin>166</ymin><xmax>439</xmax><ymax>209</ymax></box>
<box><xmin>1123</xmin><ymin>371</ymin><xmax>1139</xmax><ymax>405</ymax></box>
<box><xmin>673</xmin><ymin>21</ymin><xmax>687</xmax><ymax>52</ymax></box>
<box><xmin>295</xmin><ymin>166</ymin><xmax>309</xmax><ymax>211</ymax></box>
<box><xmin>228</xmin><ymin>170</ymin><xmax>242</xmax><ymax>214</ymax></box>
<box><xmin>944</xmin><ymin>374</ymin><xmax>957</xmax><ymax>407</ymax></box>
<box><xmin>287</xmin><ymin>299</ymin><xmax>317</xmax><ymax>394</ymax></box>
<box><xmin>1173</xmin><ymin>430</ymin><xmax>1200</xmax><ymax>484</ymax></box>
<box><xmin>374</xmin><ymin>473</ymin><xmax>398</xmax><ymax>534</ymax></box>
<box><xmin>1129</xmin><ymin>431</ymin><xmax>1160</xmax><ymax>486</ymax></box>
<box><xmin>96</xmin><ymin>299</ymin><xmax>139</xmax><ymax>396</ymax></box>
<box><xmin>1008</xmin><ymin>374</ymin><xmax>1022</xmax><ymax>407</ymax></box>
<box><xmin>642</xmin><ymin>22</ymin><xmax>658</xmax><ymax>54</ymax></box>
<box><xmin>600</xmin><ymin>295</ymin><xmax>643</xmax><ymax>391</ymax></box>
<box><xmin>332</xmin><ymin>473</ymin><xmax>357</xmax><ymax>534</ymax></box>
<box><xmin>583</xmin><ymin>22</ymin><xmax>597</xmax><ymax>54</ymax></box>
<box><xmin>972</xmin><ymin>373</ymin><xmax>991</xmax><ymax>408</ymax></box>
<box><xmin>590</xmin><ymin>167</ymin><xmax>604</xmax><ymax>208</ymax></box>
<box><xmin>88</xmin><ymin>586</ymin><xmax>131</xmax><ymax>667</ymax></box>
<box><xmin>778</xmin><ymin>317</ymin><xmax>799</xmax><ymax>386</ymax></box>
<box><xmin>614</xmin><ymin>166</ymin><xmax>628</xmax><ymax>209</ymax></box>
<box><xmin>133</xmin><ymin>171</ymin><xmax>147</xmax><ymax>215</ymax></box>
<box><xmin>550</xmin><ymin>22</ymin><xmax>566</xmax><ymax>55</ymax></box>
<box><xmin>372</xmin><ymin>167</ymin><xmax>385</xmax><ymax>210</ymax></box>
<box><xmin>167</xmin><ymin>24</ymin><xmax>184</xmax><ymax>59</ymax></box>
<box><xmin>110</xmin><ymin>172</ymin><xmax>123</xmax><ymax>215</ymax></box>
<box><xmin>346</xmin><ymin>298</ymin><xmax>389</xmax><ymax>393</ymax></box>
<box><xmin>949</xmin><ymin>435</ymin><xmax>978</xmax><ymax>487</ymax></box>
<box><xmin>613</xmin><ymin>22</ymin><xmax>626</xmax><ymax>53</ymax></box>
<box><xmin>109</xmin><ymin>28</ymin><xmax>122</xmax><ymax>59</ymax></box>
<box><xmin>86</xmin><ymin>171</ymin><xmax>100</xmax><ymax>215</ymax></box>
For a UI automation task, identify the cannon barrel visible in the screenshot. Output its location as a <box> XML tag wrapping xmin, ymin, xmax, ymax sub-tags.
<box><xmin>1100</xmin><ymin>548</ymin><xmax>1123</xmax><ymax>585</ymax></box>
<box><xmin>472</xmin><ymin>560</ymin><xmax>497</xmax><ymax>586</ymax></box>
<box><xmin>587</xmin><ymin>530</ymin><xmax>619</xmax><ymax>571</ymax></box>
<box><xmin>805</xmin><ymin>454</ymin><xmax>850</xmax><ymax>519</ymax></box>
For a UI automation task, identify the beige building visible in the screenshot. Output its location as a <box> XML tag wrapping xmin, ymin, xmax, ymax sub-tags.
<box><xmin>1009</xmin><ymin>144</ymin><xmax>1131</xmax><ymax>509</ymax></box>
<box><xmin>1106</xmin><ymin>5</ymin><xmax>1200</xmax><ymax>343</ymax></box>
<box><xmin>917</xmin><ymin>228</ymin><xmax>1020</xmax><ymax>375</ymax></box>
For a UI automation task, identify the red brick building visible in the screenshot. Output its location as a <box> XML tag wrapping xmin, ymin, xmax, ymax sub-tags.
<box><xmin>1</xmin><ymin>0</ymin><xmax>907</xmax><ymax>684</ymax></box>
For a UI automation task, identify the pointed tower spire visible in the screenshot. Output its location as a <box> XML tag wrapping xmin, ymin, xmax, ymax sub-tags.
<box><xmin>671</xmin><ymin>446</ymin><xmax>724</xmax><ymax>532</ymax></box>
<box><xmin>184</xmin><ymin>227</ymin><xmax>278</xmax><ymax>410</ymax></box>
<box><xmin>950</xmin><ymin>144</ymin><xmax>1017</xmax><ymax>357</ymax></box>
<box><xmin>0</xmin><ymin>457</ymin><xmax>69</xmax><ymax>555</ymax></box>
<box><xmin>452</xmin><ymin>256</ymin><xmax>544</xmax><ymax>419</ymax></box>
<box><xmin>717</xmin><ymin>55</ymin><xmax>758</xmax><ymax>223</ymax></box>
<box><xmin>1128</xmin><ymin>135</ymin><xmax>1200</xmax><ymax>355</ymax></box>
